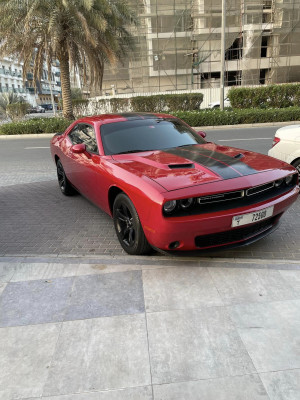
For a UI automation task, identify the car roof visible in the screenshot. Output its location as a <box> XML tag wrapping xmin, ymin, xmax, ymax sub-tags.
<box><xmin>76</xmin><ymin>112</ymin><xmax>175</xmax><ymax>125</ymax></box>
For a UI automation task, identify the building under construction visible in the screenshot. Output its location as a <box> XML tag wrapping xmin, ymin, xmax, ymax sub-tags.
<box><xmin>96</xmin><ymin>0</ymin><xmax>300</xmax><ymax>96</ymax></box>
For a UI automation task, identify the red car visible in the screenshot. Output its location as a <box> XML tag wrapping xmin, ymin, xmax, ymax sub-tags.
<box><xmin>50</xmin><ymin>113</ymin><xmax>299</xmax><ymax>255</ymax></box>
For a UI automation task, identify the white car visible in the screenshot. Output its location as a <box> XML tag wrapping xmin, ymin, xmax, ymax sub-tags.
<box><xmin>268</xmin><ymin>125</ymin><xmax>300</xmax><ymax>177</ymax></box>
<box><xmin>208</xmin><ymin>97</ymin><xmax>231</xmax><ymax>109</ymax></box>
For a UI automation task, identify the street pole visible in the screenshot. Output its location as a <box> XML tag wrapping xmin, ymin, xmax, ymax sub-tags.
<box><xmin>220</xmin><ymin>0</ymin><xmax>226</xmax><ymax>110</ymax></box>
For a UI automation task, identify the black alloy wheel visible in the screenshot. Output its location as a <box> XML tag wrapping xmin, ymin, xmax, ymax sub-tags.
<box><xmin>292</xmin><ymin>159</ymin><xmax>300</xmax><ymax>180</ymax></box>
<box><xmin>56</xmin><ymin>159</ymin><xmax>76</xmax><ymax>196</ymax></box>
<box><xmin>113</xmin><ymin>193</ymin><xmax>152</xmax><ymax>255</ymax></box>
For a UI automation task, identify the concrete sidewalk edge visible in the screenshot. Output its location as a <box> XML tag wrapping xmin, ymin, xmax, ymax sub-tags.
<box><xmin>1</xmin><ymin>254</ymin><xmax>299</xmax><ymax>265</ymax></box>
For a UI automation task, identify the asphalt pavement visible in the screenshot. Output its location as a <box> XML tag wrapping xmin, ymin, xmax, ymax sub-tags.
<box><xmin>0</xmin><ymin>127</ymin><xmax>299</xmax><ymax>400</ymax></box>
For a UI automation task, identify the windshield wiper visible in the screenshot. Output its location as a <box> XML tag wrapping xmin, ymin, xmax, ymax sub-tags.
<box><xmin>176</xmin><ymin>144</ymin><xmax>195</xmax><ymax>148</ymax></box>
<box><xmin>115</xmin><ymin>149</ymin><xmax>150</xmax><ymax>155</ymax></box>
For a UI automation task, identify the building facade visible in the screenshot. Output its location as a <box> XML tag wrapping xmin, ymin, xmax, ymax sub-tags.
<box><xmin>0</xmin><ymin>57</ymin><xmax>61</xmax><ymax>106</ymax></box>
<box><xmin>93</xmin><ymin>0</ymin><xmax>300</xmax><ymax>96</ymax></box>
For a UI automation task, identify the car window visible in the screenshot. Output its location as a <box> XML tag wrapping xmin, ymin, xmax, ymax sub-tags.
<box><xmin>68</xmin><ymin>124</ymin><xmax>98</xmax><ymax>153</ymax></box>
<box><xmin>100</xmin><ymin>118</ymin><xmax>206</xmax><ymax>155</ymax></box>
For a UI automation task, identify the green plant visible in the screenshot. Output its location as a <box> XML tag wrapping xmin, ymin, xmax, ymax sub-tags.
<box><xmin>171</xmin><ymin>107</ymin><xmax>300</xmax><ymax>127</ymax></box>
<box><xmin>131</xmin><ymin>93</ymin><xmax>204</xmax><ymax>112</ymax></box>
<box><xmin>0</xmin><ymin>117</ymin><xmax>70</xmax><ymax>135</ymax></box>
<box><xmin>228</xmin><ymin>84</ymin><xmax>300</xmax><ymax>109</ymax></box>
<box><xmin>0</xmin><ymin>92</ymin><xmax>26</xmax><ymax>117</ymax></box>
<box><xmin>6</xmin><ymin>102</ymin><xmax>29</xmax><ymax>121</ymax></box>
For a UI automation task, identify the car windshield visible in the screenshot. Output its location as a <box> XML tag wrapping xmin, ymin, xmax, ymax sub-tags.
<box><xmin>100</xmin><ymin>118</ymin><xmax>206</xmax><ymax>155</ymax></box>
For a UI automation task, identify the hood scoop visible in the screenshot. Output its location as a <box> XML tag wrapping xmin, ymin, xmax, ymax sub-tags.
<box><xmin>168</xmin><ymin>163</ymin><xmax>195</xmax><ymax>169</ymax></box>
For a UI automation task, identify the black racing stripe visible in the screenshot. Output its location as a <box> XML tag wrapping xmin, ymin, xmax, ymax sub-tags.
<box><xmin>165</xmin><ymin>146</ymin><xmax>258</xmax><ymax>179</ymax></box>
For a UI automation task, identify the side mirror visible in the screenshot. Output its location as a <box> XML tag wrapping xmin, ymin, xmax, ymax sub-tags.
<box><xmin>72</xmin><ymin>143</ymin><xmax>86</xmax><ymax>154</ymax></box>
<box><xmin>197</xmin><ymin>130</ymin><xmax>206</xmax><ymax>139</ymax></box>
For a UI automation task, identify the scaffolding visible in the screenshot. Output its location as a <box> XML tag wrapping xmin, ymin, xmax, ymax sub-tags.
<box><xmin>93</xmin><ymin>0</ymin><xmax>300</xmax><ymax>97</ymax></box>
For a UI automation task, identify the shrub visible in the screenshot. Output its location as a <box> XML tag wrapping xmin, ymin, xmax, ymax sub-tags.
<box><xmin>228</xmin><ymin>84</ymin><xmax>300</xmax><ymax>109</ymax></box>
<box><xmin>72</xmin><ymin>99</ymin><xmax>89</xmax><ymax>118</ymax></box>
<box><xmin>171</xmin><ymin>107</ymin><xmax>300</xmax><ymax>127</ymax></box>
<box><xmin>6</xmin><ymin>102</ymin><xmax>30</xmax><ymax>121</ymax></box>
<box><xmin>131</xmin><ymin>93</ymin><xmax>204</xmax><ymax>112</ymax></box>
<box><xmin>0</xmin><ymin>117</ymin><xmax>70</xmax><ymax>135</ymax></box>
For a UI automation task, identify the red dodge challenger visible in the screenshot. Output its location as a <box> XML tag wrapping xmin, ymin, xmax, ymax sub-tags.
<box><xmin>50</xmin><ymin>113</ymin><xmax>299</xmax><ymax>255</ymax></box>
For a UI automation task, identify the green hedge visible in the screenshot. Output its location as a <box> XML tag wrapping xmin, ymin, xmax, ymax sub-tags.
<box><xmin>0</xmin><ymin>117</ymin><xmax>70</xmax><ymax>135</ymax></box>
<box><xmin>1</xmin><ymin>107</ymin><xmax>300</xmax><ymax>135</ymax></box>
<box><xmin>172</xmin><ymin>107</ymin><xmax>300</xmax><ymax>127</ymax></box>
<box><xmin>228</xmin><ymin>84</ymin><xmax>300</xmax><ymax>109</ymax></box>
<box><xmin>131</xmin><ymin>93</ymin><xmax>204</xmax><ymax>112</ymax></box>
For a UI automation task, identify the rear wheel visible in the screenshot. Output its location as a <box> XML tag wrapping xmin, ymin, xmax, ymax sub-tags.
<box><xmin>56</xmin><ymin>159</ymin><xmax>76</xmax><ymax>196</ymax></box>
<box><xmin>113</xmin><ymin>193</ymin><xmax>152</xmax><ymax>255</ymax></box>
<box><xmin>292</xmin><ymin>159</ymin><xmax>300</xmax><ymax>179</ymax></box>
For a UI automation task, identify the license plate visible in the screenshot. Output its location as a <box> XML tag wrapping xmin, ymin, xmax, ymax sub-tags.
<box><xmin>231</xmin><ymin>206</ymin><xmax>274</xmax><ymax>227</ymax></box>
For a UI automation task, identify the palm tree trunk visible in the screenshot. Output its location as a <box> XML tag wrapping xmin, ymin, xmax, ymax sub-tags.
<box><xmin>58</xmin><ymin>49</ymin><xmax>74</xmax><ymax>120</ymax></box>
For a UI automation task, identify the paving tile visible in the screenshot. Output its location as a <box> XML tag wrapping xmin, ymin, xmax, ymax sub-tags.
<box><xmin>279</xmin><ymin>270</ymin><xmax>300</xmax><ymax>296</ymax></box>
<box><xmin>147</xmin><ymin>307</ymin><xmax>256</xmax><ymax>384</ymax></box>
<box><xmin>0</xmin><ymin>283</ymin><xmax>6</xmax><ymax>297</ymax></box>
<box><xmin>0</xmin><ymin>263</ymin><xmax>18</xmax><ymax>282</ymax></box>
<box><xmin>260</xmin><ymin>370</ymin><xmax>300</xmax><ymax>400</ymax></box>
<box><xmin>228</xmin><ymin>300</ymin><xmax>300</xmax><ymax>372</ymax></box>
<box><xmin>153</xmin><ymin>374</ymin><xmax>269</xmax><ymax>399</ymax></box>
<box><xmin>0</xmin><ymin>323</ymin><xmax>60</xmax><ymax>399</ymax></box>
<box><xmin>0</xmin><ymin>277</ymin><xmax>74</xmax><ymax>327</ymax></box>
<box><xmin>43</xmin><ymin>314</ymin><xmax>151</xmax><ymax>396</ymax></box>
<box><xmin>143</xmin><ymin>266</ymin><xmax>223</xmax><ymax>312</ymax></box>
<box><xmin>23</xmin><ymin>386</ymin><xmax>152</xmax><ymax>400</ymax></box>
<box><xmin>64</xmin><ymin>270</ymin><xmax>144</xmax><ymax>321</ymax></box>
<box><xmin>10</xmin><ymin>263</ymin><xmax>79</xmax><ymax>282</ymax></box>
<box><xmin>208</xmin><ymin>267</ymin><xmax>298</xmax><ymax>305</ymax></box>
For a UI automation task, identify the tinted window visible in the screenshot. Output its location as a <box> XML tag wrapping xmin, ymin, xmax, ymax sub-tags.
<box><xmin>68</xmin><ymin>124</ymin><xmax>98</xmax><ymax>153</ymax></box>
<box><xmin>100</xmin><ymin>118</ymin><xmax>206</xmax><ymax>155</ymax></box>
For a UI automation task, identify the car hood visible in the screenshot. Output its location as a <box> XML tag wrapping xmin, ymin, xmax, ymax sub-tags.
<box><xmin>112</xmin><ymin>143</ymin><xmax>288</xmax><ymax>191</ymax></box>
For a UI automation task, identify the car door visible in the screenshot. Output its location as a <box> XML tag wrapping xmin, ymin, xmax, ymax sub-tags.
<box><xmin>65</xmin><ymin>123</ymin><xmax>101</xmax><ymax>198</ymax></box>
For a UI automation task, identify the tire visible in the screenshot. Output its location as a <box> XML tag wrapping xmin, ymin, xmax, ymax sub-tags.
<box><xmin>56</xmin><ymin>159</ymin><xmax>76</xmax><ymax>196</ymax></box>
<box><xmin>113</xmin><ymin>193</ymin><xmax>152</xmax><ymax>255</ymax></box>
<box><xmin>292</xmin><ymin>159</ymin><xmax>300</xmax><ymax>179</ymax></box>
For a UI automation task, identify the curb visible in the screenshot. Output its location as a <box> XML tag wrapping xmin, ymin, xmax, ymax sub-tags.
<box><xmin>0</xmin><ymin>121</ymin><xmax>299</xmax><ymax>139</ymax></box>
<box><xmin>0</xmin><ymin>133</ymin><xmax>55</xmax><ymax>139</ymax></box>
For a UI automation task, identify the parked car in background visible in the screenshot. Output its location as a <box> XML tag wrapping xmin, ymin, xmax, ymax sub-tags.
<box><xmin>208</xmin><ymin>97</ymin><xmax>231</xmax><ymax>109</ymax></box>
<box><xmin>268</xmin><ymin>125</ymin><xmax>300</xmax><ymax>178</ymax></box>
<box><xmin>41</xmin><ymin>103</ymin><xmax>53</xmax><ymax>111</ymax></box>
<box><xmin>50</xmin><ymin>113</ymin><xmax>299</xmax><ymax>255</ymax></box>
<box><xmin>29</xmin><ymin>105</ymin><xmax>45</xmax><ymax>113</ymax></box>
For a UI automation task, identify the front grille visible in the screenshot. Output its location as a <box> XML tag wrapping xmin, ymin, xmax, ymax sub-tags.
<box><xmin>246</xmin><ymin>182</ymin><xmax>274</xmax><ymax>196</ymax></box>
<box><xmin>195</xmin><ymin>217</ymin><xmax>276</xmax><ymax>248</ymax></box>
<box><xmin>198</xmin><ymin>190</ymin><xmax>244</xmax><ymax>204</ymax></box>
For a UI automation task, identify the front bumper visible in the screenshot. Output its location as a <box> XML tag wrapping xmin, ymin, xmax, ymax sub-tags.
<box><xmin>143</xmin><ymin>186</ymin><xmax>299</xmax><ymax>251</ymax></box>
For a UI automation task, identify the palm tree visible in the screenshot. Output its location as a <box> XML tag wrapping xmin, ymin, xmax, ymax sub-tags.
<box><xmin>0</xmin><ymin>0</ymin><xmax>136</xmax><ymax>119</ymax></box>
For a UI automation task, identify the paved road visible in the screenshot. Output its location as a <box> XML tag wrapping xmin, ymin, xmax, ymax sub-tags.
<box><xmin>0</xmin><ymin>127</ymin><xmax>299</xmax><ymax>260</ymax></box>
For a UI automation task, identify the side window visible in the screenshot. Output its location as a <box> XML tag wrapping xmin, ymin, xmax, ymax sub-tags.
<box><xmin>68</xmin><ymin>124</ymin><xmax>98</xmax><ymax>153</ymax></box>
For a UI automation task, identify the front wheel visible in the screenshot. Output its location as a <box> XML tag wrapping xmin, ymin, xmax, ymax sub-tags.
<box><xmin>56</xmin><ymin>159</ymin><xmax>76</xmax><ymax>196</ymax></box>
<box><xmin>292</xmin><ymin>159</ymin><xmax>300</xmax><ymax>179</ymax></box>
<box><xmin>113</xmin><ymin>193</ymin><xmax>152</xmax><ymax>255</ymax></box>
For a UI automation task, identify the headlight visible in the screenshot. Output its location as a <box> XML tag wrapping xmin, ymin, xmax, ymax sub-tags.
<box><xmin>179</xmin><ymin>198</ymin><xmax>194</xmax><ymax>209</ymax></box>
<box><xmin>285</xmin><ymin>175</ymin><xmax>293</xmax><ymax>185</ymax></box>
<box><xmin>275</xmin><ymin>179</ymin><xmax>284</xmax><ymax>187</ymax></box>
<box><xmin>163</xmin><ymin>200</ymin><xmax>177</xmax><ymax>213</ymax></box>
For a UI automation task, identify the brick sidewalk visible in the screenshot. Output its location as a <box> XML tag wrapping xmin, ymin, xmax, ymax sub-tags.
<box><xmin>0</xmin><ymin>179</ymin><xmax>299</xmax><ymax>260</ymax></box>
